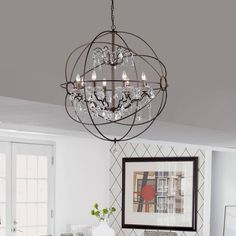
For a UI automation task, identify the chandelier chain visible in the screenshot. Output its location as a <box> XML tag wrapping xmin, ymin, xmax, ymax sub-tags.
<box><xmin>111</xmin><ymin>0</ymin><xmax>116</xmax><ymax>30</ymax></box>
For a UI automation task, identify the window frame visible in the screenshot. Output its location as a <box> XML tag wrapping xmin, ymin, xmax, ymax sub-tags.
<box><xmin>0</xmin><ymin>140</ymin><xmax>55</xmax><ymax>236</ymax></box>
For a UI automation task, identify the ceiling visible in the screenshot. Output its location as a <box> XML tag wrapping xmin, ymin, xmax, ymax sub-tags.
<box><xmin>0</xmin><ymin>0</ymin><xmax>236</xmax><ymax>146</ymax></box>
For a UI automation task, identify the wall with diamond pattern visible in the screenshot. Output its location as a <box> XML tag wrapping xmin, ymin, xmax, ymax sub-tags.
<box><xmin>109</xmin><ymin>142</ymin><xmax>206</xmax><ymax>236</ymax></box>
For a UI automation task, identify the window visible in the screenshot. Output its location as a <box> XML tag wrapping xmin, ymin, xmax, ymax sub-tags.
<box><xmin>0</xmin><ymin>142</ymin><xmax>55</xmax><ymax>236</ymax></box>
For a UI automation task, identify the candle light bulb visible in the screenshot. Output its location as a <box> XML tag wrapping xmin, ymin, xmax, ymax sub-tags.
<box><xmin>76</xmin><ymin>73</ymin><xmax>81</xmax><ymax>82</ymax></box>
<box><xmin>122</xmin><ymin>71</ymin><xmax>127</xmax><ymax>80</ymax></box>
<box><xmin>141</xmin><ymin>72</ymin><xmax>147</xmax><ymax>81</ymax></box>
<box><xmin>92</xmin><ymin>70</ymin><xmax>97</xmax><ymax>81</ymax></box>
<box><xmin>81</xmin><ymin>78</ymin><xmax>84</xmax><ymax>86</ymax></box>
<box><xmin>125</xmin><ymin>80</ymin><xmax>130</xmax><ymax>86</ymax></box>
<box><xmin>102</xmin><ymin>78</ymin><xmax>107</xmax><ymax>87</ymax></box>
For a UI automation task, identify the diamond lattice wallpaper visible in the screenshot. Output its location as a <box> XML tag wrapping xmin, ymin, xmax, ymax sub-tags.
<box><xmin>109</xmin><ymin>142</ymin><xmax>205</xmax><ymax>236</ymax></box>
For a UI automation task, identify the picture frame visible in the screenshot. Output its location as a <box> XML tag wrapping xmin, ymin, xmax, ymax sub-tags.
<box><xmin>223</xmin><ymin>205</ymin><xmax>236</xmax><ymax>236</ymax></box>
<box><xmin>122</xmin><ymin>157</ymin><xmax>198</xmax><ymax>231</ymax></box>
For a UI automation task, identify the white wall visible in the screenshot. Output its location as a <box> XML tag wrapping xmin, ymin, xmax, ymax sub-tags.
<box><xmin>55</xmin><ymin>136</ymin><xmax>110</xmax><ymax>233</ymax></box>
<box><xmin>0</xmin><ymin>129</ymin><xmax>216</xmax><ymax>236</ymax></box>
<box><xmin>0</xmin><ymin>130</ymin><xmax>110</xmax><ymax>234</ymax></box>
<box><xmin>210</xmin><ymin>151</ymin><xmax>236</xmax><ymax>236</ymax></box>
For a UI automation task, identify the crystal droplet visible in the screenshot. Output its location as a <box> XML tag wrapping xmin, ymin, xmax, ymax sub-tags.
<box><xmin>148</xmin><ymin>103</ymin><xmax>152</xmax><ymax>120</ymax></box>
<box><xmin>136</xmin><ymin>115</ymin><xmax>142</xmax><ymax>122</ymax></box>
<box><xmin>131</xmin><ymin>54</ymin><xmax>134</xmax><ymax>66</ymax></box>
<box><xmin>113</xmin><ymin>144</ymin><xmax>118</xmax><ymax>154</ymax></box>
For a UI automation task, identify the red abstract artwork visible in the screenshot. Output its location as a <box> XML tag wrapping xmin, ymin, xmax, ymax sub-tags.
<box><xmin>133</xmin><ymin>171</ymin><xmax>184</xmax><ymax>213</ymax></box>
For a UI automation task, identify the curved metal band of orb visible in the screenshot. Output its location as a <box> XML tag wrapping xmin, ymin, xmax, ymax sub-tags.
<box><xmin>61</xmin><ymin>30</ymin><xmax>168</xmax><ymax>142</ymax></box>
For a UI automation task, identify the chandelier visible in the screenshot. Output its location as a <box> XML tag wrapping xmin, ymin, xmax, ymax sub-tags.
<box><xmin>61</xmin><ymin>0</ymin><xmax>168</xmax><ymax>143</ymax></box>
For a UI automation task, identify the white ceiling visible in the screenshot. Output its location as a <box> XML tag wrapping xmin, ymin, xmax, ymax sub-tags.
<box><xmin>0</xmin><ymin>0</ymin><xmax>236</xmax><ymax>146</ymax></box>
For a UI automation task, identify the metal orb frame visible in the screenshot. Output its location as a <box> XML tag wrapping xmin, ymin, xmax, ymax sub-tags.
<box><xmin>61</xmin><ymin>29</ymin><xmax>168</xmax><ymax>143</ymax></box>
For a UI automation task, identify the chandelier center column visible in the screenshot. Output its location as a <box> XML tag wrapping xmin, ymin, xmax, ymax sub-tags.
<box><xmin>111</xmin><ymin>31</ymin><xmax>115</xmax><ymax>111</ymax></box>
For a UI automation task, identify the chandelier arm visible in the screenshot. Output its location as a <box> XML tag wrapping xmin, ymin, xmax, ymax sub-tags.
<box><xmin>83</xmin><ymin>86</ymin><xmax>162</xmax><ymax>126</ymax></box>
<box><xmin>67</xmin><ymin>87</ymin><xmax>165</xmax><ymax>127</ymax></box>
<box><xmin>116</xmin><ymin>93</ymin><xmax>150</xmax><ymax>112</ymax></box>
<box><xmin>65</xmin><ymin>88</ymin><xmax>164</xmax><ymax>127</ymax></box>
<box><xmin>65</xmin><ymin>54</ymin><xmax>165</xmax><ymax>126</ymax></box>
<box><xmin>117</xmin><ymin>31</ymin><xmax>166</xmax><ymax>76</ymax></box>
<box><xmin>122</xmin><ymin>91</ymin><xmax>166</xmax><ymax>126</ymax></box>
<box><xmin>117</xmin><ymin>91</ymin><xmax>166</xmax><ymax>132</ymax></box>
<box><xmin>103</xmin><ymin>89</ymin><xmax>163</xmax><ymax>126</ymax></box>
<box><xmin>86</xmin><ymin>90</ymin><xmax>161</xmax><ymax>126</ymax></box>
<box><xmin>116</xmin><ymin>89</ymin><xmax>163</xmax><ymax>127</ymax></box>
<box><xmin>115</xmin><ymin>91</ymin><xmax>164</xmax><ymax>128</ymax></box>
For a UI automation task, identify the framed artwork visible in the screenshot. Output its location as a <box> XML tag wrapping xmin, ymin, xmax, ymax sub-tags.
<box><xmin>122</xmin><ymin>157</ymin><xmax>198</xmax><ymax>231</ymax></box>
<box><xmin>223</xmin><ymin>205</ymin><xmax>236</xmax><ymax>236</ymax></box>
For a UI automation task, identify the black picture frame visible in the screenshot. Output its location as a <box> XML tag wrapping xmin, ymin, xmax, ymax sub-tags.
<box><xmin>122</xmin><ymin>157</ymin><xmax>198</xmax><ymax>232</ymax></box>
